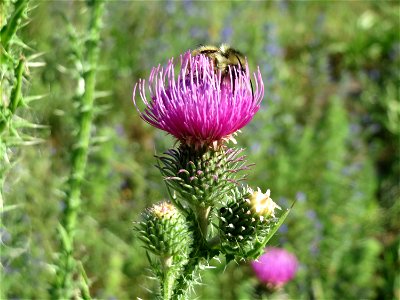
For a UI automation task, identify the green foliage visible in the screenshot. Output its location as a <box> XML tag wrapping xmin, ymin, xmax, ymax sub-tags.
<box><xmin>2</xmin><ymin>1</ymin><xmax>399</xmax><ymax>299</ymax></box>
<box><xmin>1</xmin><ymin>1</ymin><xmax>46</xmax><ymax>298</ymax></box>
<box><xmin>1</xmin><ymin>0</ymin><xmax>35</xmax><ymax>201</ymax></box>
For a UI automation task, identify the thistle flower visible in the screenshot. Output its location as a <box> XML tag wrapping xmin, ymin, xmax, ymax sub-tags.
<box><xmin>251</xmin><ymin>247</ymin><xmax>298</xmax><ymax>289</ymax></box>
<box><xmin>133</xmin><ymin>51</ymin><xmax>264</xmax><ymax>148</ymax></box>
<box><xmin>248</xmin><ymin>188</ymin><xmax>281</xmax><ymax>218</ymax></box>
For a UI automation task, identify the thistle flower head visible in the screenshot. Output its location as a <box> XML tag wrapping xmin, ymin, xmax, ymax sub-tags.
<box><xmin>133</xmin><ymin>51</ymin><xmax>264</xmax><ymax>148</ymax></box>
<box><xmin>251</xmin><ymin>247</ymin><xmax>298</xmax><ymax>288</ymax></box>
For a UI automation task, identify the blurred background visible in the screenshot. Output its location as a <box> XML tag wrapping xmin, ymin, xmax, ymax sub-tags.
<box><xmin>2</xmin><ymin>1</ymin><xmax>399</xmax><ymax>299</ymax></box>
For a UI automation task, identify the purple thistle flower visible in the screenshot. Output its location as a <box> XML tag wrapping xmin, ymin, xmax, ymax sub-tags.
<box><xmin>251</xmin><ymin>247</ymin><xmax>298</xmax><ymax>289</ymax></box>
<box><xmin>133</xmin><ymin>51</ymin><xmax>264</xmax><ymax>147</ymax></box>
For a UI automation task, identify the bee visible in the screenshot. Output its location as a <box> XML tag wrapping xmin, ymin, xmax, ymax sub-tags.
<box><xmin>192</xmin><ymin>44</ymin><xmax>246</xmax><ymax>76</ymax></box>
<box><xmin>192</xmin><ymin>44</ymin><xmax>253</xmax><ymax>96</ymax></box>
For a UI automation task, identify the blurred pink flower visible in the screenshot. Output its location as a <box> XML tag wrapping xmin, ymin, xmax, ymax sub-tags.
<box><xmin>251</xmin><ymin>247</ymin><xmax>298</xmax><ymax>288</ymax></box>
<box><xmin>133</xmin><ymin>51</ymin><xmax>264</xmax><ymax>147</ymax></box>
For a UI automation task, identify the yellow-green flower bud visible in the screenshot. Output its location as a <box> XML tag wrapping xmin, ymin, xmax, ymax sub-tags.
<box><xmin>137</xmin><ymin>201</ymin><xmax>192</xmax><ymax>258</ymax></box>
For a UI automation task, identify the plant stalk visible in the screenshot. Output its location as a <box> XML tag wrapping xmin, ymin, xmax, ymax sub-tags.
<box><xmin>0</xmin><ymin>57</ymin><xmax>25</xmax><ymax>203</ymax></box>
<box><xmin>196</xmin><ymin>205</ymin><xmax>211</xmax><ymax>239</ymax></box>
<box><xmin>172</xmin><ymin>206</ymin><xmax>211</xmax><ymax>298</ymax></box>
<box><xmin>0</xmin><ymin>57</ymin><xmax>25</xmax><ymax>133</ymax></box>
<box><xmin>54</xmin><ymin>0</ymin><xmax>104</xmax><ymax>298</ymax></box>
<box><xmin>162</xmin><ymin>256</ymin><xmax>175</xmax><ymax>300</ymax></box>
<box><xmin>0</xmin><ymin>0</ymin><xmax>29</xmax><ymax>51</ymax></box>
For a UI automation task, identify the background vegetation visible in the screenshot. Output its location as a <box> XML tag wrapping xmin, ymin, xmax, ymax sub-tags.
<box><xmin>2</xmin><ymin>1</ymin><xmax>399</xmax><ymax>299</ymax></box>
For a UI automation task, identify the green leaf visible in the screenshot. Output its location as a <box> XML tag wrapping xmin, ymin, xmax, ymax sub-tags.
<box><xmin>248</xmin><ymin>203</ymin><xmax>294</xmax><ymax>258</ymax></box>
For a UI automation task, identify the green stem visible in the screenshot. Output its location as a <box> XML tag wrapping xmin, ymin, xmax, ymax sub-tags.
<box><xmin>196</xmin><ymin>206</ymin><xmax>211</xmax><ymax>238</ymax></box>
<box><xmin>162</xmin><ymin>256</ymin><xmax>175</xmax><ymax>300</ymax></box>
<box><xmin>0</xmin><ymin>0</ymin><xmax>29</xmax><ymax>51</ymax></box>
<box><xmin>0</xmin><ymin>57</ymin><xmax>25</xmax><ymax>134</ymax></box>
<box><xmin>10</xmin><ymin>58</ymin><xmax>25</xmax><ymax>113</ymax></box>
<box><xmin>172</xmin><ymin>255</ymin><xmax>200</xmax><ymax>299</ymax></box>
<box><xmin>78</xmin><ymin>260</ymin><xmax>92</xmax><ymax>300</ymax></box>
<box><xmin>172</xmin><ymin>206</ymin><xmax>212</xmax><ymax>298</ymax></box>
<box><xmin>55</xmin><ymin>0</ymin><xmax>104</xmax><ymax>298</ymax></box>
<box><xmin>0</xmin><ymin>0</ymin><xmax>29</xmax><ymax>205</ymax></box>
<box><xmin>0</xmin><ymin>57</ymin><xmax>25</xmax><ymax>194</ymax></box>
<box><xmin>63</xmin><ymin>0</ymin><xmax>104</xmax><ymax>243</ymax></box>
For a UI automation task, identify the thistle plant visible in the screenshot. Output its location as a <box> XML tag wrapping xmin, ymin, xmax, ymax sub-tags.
<box><xmin>51</xmin><ymin>0</ymin><xmax>105</xmax><ymax>298</ymax></box>
<box><xmin>133</xmin><ymin>51</ymin><xmax>290</xmax><ymax>299</ymax></box>
<box><xmin>1</xmin><ymin>1</ymin><xmax>47</xmax><ymax>297</ymax></box>
<box><xmin>1</xmin><ymin>0</ymin><xmax>38</xmax><ymax>207</ymax></box>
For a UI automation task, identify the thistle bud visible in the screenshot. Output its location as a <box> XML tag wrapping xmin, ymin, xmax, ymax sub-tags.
<box><xmin>218</xmin><ymin>186</ymin><xmax>281</xmax><ymax>258</ymax></box>
<box><xmin>137</xmin><ymin>202</ymin><xmax>192</xmax><ymax>258</ymax></box>
<box><xmin>157</xmin><ymin>145</ymin><xmax>249</xmax><ymax>208</ymax></box>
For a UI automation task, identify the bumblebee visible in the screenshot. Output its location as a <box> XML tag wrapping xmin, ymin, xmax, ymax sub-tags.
<box><xmin>192</xmin><ymin>44</ymin><xmax>246</xmax><ymax>76</ymax></box>
<box><xmin>192</xmin><ymin>44</ymin><xmax>252</xmax><ymax>96</ymax></box>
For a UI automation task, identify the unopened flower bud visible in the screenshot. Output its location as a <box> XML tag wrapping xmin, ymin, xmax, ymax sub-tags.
<box><xmin>158</xmin><ymin>145</ymin><xmax>249</xmax><ymax>208</ymax></box>
<box><xmin>137</xmin><ymin>202</ymin><xmax>192</xmax><ymax>258</ymax></box>
<box><xmin>218</xmin><ymin>186</ymin><xmax>282</xmax><ymax>258</ymax></box>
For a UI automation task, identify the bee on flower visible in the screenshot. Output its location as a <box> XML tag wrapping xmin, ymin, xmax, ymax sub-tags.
<box><xmin>133</xmin><ymin>50</ymin><xmax>264</xmax><ymax>148</ymax></box>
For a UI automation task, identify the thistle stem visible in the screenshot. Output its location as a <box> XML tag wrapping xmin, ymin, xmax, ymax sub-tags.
<box><xmin>0</xmin><ymin>0</ymin><xmax>29</xmax><ymax>51</ymax></box>
<box><xmin>171</xmin><ymin>206</ymin><xmax>211</xmax><ymax>298</ymax></box>
<box><xmin>0</xmin><ymin>57</ymin><xmax>25</xmax><ymax>202</ymax></box>
<box><xmin>161</xmin><ymin>256</ymin><xmax>175</xmax><ymax>300</ymax></box>
<box><xmin>54</xmin><ymin>0</ymin><xmax>104</xmax><ymax>298</ymax></box>
<box><xmin>196</xmin><ymin>206</ymin><xmax>211</xmax><ymax>238</ymax></box>
<box><xmin>0</xmin><ymin>56</ymin><xmax>25</xmax><ymax>134</ymax></box>
<box><xmin>9</xmin><ymin>58</ymin><xmax>25</xmax><ymax>114</ymax></box>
